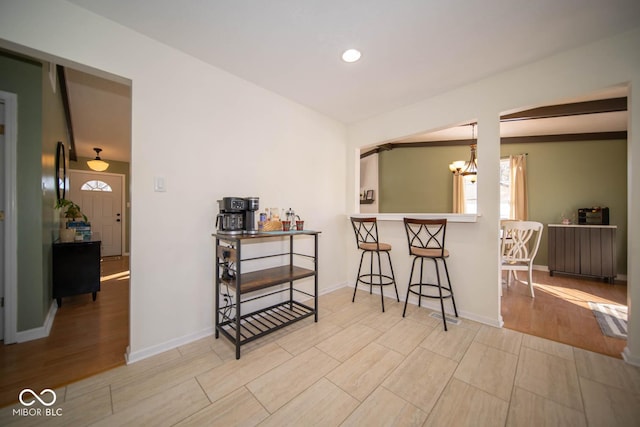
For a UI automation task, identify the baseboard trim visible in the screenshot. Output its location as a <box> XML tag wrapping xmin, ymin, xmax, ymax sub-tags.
<box><xmin>534</xmin><ymin>264</ymin><xmax>628</xmax><ymax>282</ymax></box>
<box><xmin>16</xmin><ymin>301</ymin><xmax>57</xmax><ymax>343</ymax></box>
<box><xmin>622</xmin><ymin>347</ymin><xmax>640</xmax><ymax>367</ymax></box>
<box><xmin>125</xmin><ymin>327</ymin><xmax>214</xmax><ymax>365</ymax></box>
<box><xmin>349</xmin><ymin>283</ymin><xmax>502</xmax><ymax>328</ymax></box>
<box><xmin>125</xmin><ymin>282</ymin><xmax>349</xmax><ymax>364</ymax></box>
<box><xmin>319</xmin><ymin>281</ymin><xmax>348</xmax><ymax>296</ymax></box>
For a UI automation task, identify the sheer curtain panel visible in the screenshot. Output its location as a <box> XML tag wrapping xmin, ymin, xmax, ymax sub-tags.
<box><xmin>509</xmin><ymin>154</ymin><xmax>528</xmax><ymax>220</ymax></box>
<box><xmin>452</xmin><ymin>173</ymin><xmax>465</xmax><ymax>213</ymax></box>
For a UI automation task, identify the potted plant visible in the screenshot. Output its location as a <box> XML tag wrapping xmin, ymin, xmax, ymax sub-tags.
<box><xmin>55</xmin><ymin>199</ymin><xmax>88</xmax><ymax>242</ymax></box>
<box><xmin>55</xmin><ymin>199</ymin><xmax>88</xmax><ymax>222</ymax></box>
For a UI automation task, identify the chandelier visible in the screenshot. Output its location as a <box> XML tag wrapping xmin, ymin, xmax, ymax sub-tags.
<box><xmin>448</xmin><ymin>123</ymin><xmax>478</xmax><ymax>179</ymax></box>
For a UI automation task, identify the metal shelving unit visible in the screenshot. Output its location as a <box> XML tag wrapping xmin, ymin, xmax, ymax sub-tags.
<box><xmin>212</xmin><ymin>230</ymin><xmax>320</xmax><ymax>359</ymax></box>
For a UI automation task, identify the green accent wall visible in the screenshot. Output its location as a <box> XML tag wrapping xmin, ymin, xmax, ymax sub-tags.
<box><xmin>379</xmin><ymin>145</ymin><xmax>471</xmax><ymax>213</ymax></box>
<box><xmin>1</xmin><ymin>50</ymin><xmax>69</xmax><ymax>331</ymax></box>
<box><xmin>501</xmin><ymin>140</ymin><xmax>627</xmax><ymax>275</ymax></box>
<box><xmin>377</xmin><ymin>139</ymin><xmax>628</xmax><ymax>274</ymax></box>
<box><xmin>1</xmin><ymin>52</ymin><xmax>45</xmax><ymax>330</ymax></box>
<box><xmin>42</xmin><ymin>60</ymin><xmax>69</xmax><ymax>310</ymax></box>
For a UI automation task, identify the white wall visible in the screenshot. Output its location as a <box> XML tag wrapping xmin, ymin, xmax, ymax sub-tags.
<box><xmin>359</xmin><ymin>154</ymin><xmax>379</xmax><ymax>214</ymax></box>
<box><xmin>347</xmin><ymin>28</ymin><xmax>640</xmax><ymax>364</ymax></box>
<box><xmin>0</xmin><ymin>0</ymin><xmax>348</xmax><ymax>361</ymax></box>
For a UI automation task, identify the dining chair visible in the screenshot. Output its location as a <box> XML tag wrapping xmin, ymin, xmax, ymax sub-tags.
<box><xmin>499</xmin><ymin>219</ymin><xmax>517</xmax><ymax>285</ymax></box>
<box><xmin>500</xmin><ymin>220</ymin><xmax>543</xmax><ymax>297</ymax></box>
<box><xmin>402</xmin><ymin>218</ymin><xmax>458</xmax><ymax>331</ymax></box>
<box><xmin>350</xmin><ymin>217</ymin><xmax>400</xmax><ymax>312</ymax></box>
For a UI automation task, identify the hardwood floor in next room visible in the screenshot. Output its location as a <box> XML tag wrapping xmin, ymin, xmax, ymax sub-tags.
<box><xmin>501</xmin><ymin>270</ymin><xmax>627</xmax><ymax>359</ymax></box>
<box><xmin>0</xmin><ymin>256</ymin><xmax>130</xmax><ymax>408</ymax></box>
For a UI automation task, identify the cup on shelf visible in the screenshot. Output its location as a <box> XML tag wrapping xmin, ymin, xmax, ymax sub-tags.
<box><xmin>296</xmin><ymin>220</ymin><xmax>304</xmax><ymax>231</ymax></box>
<box><xmin>281</xmin><ymin>220</ymin><xmax>291</xmax><ymax>231</ymax></box>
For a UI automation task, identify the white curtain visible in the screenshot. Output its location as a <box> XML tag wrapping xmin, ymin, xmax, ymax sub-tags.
<box><xmin>509</xmin><ymin>154</ymin><xmax>528</xmax><ymax>220</ymax></box>
<box><xmin>452</xmin><ymin>173</ymin><xmax>465</xmax><ymax>213</ymax></box>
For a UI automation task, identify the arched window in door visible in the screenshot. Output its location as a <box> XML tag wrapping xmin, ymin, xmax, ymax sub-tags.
<box><xmin>80</xmin><ymin>180</ymin><xmax>113</xmax><ymax>192</ymax></box>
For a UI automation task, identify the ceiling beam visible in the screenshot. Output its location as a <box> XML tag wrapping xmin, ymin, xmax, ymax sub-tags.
<box><xmin>361</xmin><ymin>97</ymin><xmax>628</xmax><ymax>158</ymax></box>
<box><xmin>57</xmin><ymin>65</ymin><xmax>77</xmax><ymax>161</ymax></box>
<box><xmin>500</xmin><ymin>97</ymin><xmax>627</xmax><ymax>122</ymax></box>
<box><xmin>500</xmin><ymin>131</ymin><xmax>627</xmax><ymax>144</ymax></box>
<box><xmin>360</xmin><ymin>131</ymin><xmax>627</xmax><ymax>158</ymax></box>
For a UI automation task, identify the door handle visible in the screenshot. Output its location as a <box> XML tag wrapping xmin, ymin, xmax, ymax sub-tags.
<box><xmin>116</xmin><ymin>219</ymin><xmax>121</xmax><ymax>222</ymax></box>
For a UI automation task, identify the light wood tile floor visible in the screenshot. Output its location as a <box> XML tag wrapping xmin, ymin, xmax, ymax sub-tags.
<box><xmin>2</xmin><ymin>287</ymin><xmax>639</xmax><ymax>426</ymax></box>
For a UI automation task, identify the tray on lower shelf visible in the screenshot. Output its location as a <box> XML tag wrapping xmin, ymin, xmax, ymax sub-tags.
<box><xmin>218</xmin><ymin>300</ymin><xmax>314</xmax><ymax>345</ymax></box>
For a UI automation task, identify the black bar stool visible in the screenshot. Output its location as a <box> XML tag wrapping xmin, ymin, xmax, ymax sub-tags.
<box><xmin>402</xmin><ymin>218</ymin><xmax>458</xmax><ymax>330</ymax></box>
<box><xmin>350</xmin><ymin>217</ymin><xmax>399</xmax><ymax>312</ymax></box>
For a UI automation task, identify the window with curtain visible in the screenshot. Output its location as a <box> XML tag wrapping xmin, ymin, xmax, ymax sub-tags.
<box><xmin>452</xmin><ymin>173</ymin><xmax>465</xmax><ymax>213</ymax></box>
<box><xmin>452</xmin><ymin>174</ymin><xmax>477</xmax><ymax>214</ymax></box>
<box><xmin>463</xmin><ymin>176</ymin><xmax>477</xmax><ymax>214</ymax></box>
<box><xmin>500</xmin><ymin>155</ymin><xmax>528</xmax><ymax>220</ymax></box>
<box><xmin>500</xmin><ymin>158</ymin><xmax>511</xmax><ymax>218</ymax></box>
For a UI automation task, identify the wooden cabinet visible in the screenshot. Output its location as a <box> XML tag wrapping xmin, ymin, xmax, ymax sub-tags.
<box><xmin>548</xmin><ymin>224</ymin><xmax>616</xmax><ymax>283</ymax></box>
<box><xmin>53</xmin><ymin>240</ymin><xmax>101</xmax><ymax>307</ymax></box>
<box><xmin>213</xmin><ymin>230</ymin><xmax>320</xmax><ymax>359</ymax></box>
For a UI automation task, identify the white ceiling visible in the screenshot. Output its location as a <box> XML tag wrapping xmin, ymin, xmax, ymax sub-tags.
<box><xmin>62</xmin><ymin>0</ymin><xmax>638</xmax><ymax>161</ymax></box>
<box><xmin>65</xmin><ymin>68</ymin><xmax>131</xmax><ymax>162</ymax></box>
<box><xmin>68</xmin><ymin>0</ymin><xmax>640</xmax><ymax>124</ymax></box>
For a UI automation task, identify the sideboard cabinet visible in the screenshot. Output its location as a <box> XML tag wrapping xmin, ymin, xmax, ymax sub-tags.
<box><xmin>53</xmin><ymin>240</ymin><xmax>101</xmax><ymax>306</ymax></box>
<box><xmin>547</xmin><ymin>224</ymin><xmax>616</xmax><ymax>283</ymax></box>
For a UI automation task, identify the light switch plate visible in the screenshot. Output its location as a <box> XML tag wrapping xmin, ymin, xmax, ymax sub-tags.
<box><xmin>154</xmin><ymin>176</ymin><xmax>166</xmax><ymax>192</ymax></box>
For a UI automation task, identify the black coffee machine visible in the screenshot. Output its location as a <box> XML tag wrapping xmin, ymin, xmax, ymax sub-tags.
<box><xmin>216</xmin><ymin>197</ymin><xmax>259</xmax><ymax>234</ymax></box>
<box><xmin>244</xmin><ymin>197</ymin><xmax>259</xmax><ymax>234</ymax></box>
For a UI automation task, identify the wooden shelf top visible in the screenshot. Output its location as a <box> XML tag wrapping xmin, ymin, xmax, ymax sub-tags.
<box><xmin>226</xmin><ymin>265</ymin><xmax>316</xmax><ymax>294</ymax></box>
<box><xmin>213</xmin><ymin>230</ymin><xmax>320</xmax><ymax>241</ymax></box>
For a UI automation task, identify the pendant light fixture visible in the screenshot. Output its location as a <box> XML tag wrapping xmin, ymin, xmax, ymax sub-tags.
<box><xmin>461</xmin><ymin>123</ymin><xmax>478</xmax><ymax>177</ymax></box>
<box><xmin>448</xmin><ymin>123</ymin><xmax>478</xmax><ymax>182</ymax></box>
<box><xmin>87</xmin><ymin>147</ymin><xmax>109</xmax><ymax>172</ymax></box>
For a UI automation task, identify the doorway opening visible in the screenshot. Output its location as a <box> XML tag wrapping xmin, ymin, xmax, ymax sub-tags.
<box><xmin>0</xmin><ymin>46</ymin><xmax>133</xmax><ymax>402</ymax></box>
<box><xmin>498</xmin><ymin>86</ymin><xmax>629</xmax><ymax>358</ymax></box>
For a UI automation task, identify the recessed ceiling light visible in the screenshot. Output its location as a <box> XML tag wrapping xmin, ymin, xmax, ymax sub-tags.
<box><xmin>342</xmin><ymin>48</ymin><xmax>361</xmax><ymax>63</ymax></box>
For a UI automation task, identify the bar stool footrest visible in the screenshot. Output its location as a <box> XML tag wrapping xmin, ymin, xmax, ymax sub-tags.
<box><xmin>407</xmin><ymin>283</ymin><xmax>455</xmax><ymax>299</ymax></box>
<box><xmin>357</xmin><ymin>274</ymin><xmax>396</xmax><ymax>287</ymax></box>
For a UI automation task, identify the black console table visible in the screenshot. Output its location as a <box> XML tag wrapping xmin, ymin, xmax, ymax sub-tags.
<box><xmin>212</xmin><ymin>230</ymin><xmax>320</xmax><ymax>359</ymax></box>
<box><xmin>53</xmin><ymin>240</ymin><xmax>101</xmax><ymax>307</ymax></box>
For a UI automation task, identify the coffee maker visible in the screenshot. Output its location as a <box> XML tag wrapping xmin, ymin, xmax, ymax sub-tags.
<box><xmin>216</xmin><ymin>197</ymin><xmax>260</xmax><ymax>234</ymax></box>
<box><xmin>244</xmin><ymin>197</ymin><xmax>259</xmax><ymax>234</ymax></box>
<box><xmin>216</xmin><ymin>197</ymin><xmax>245</xmax><ymax>234</ymax></box>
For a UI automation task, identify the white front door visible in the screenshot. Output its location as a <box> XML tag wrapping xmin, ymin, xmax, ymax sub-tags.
<box><xmin>69</xmin><ymin>170</ymin><xmax>124</xmax><ymax>257</ymax></box>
